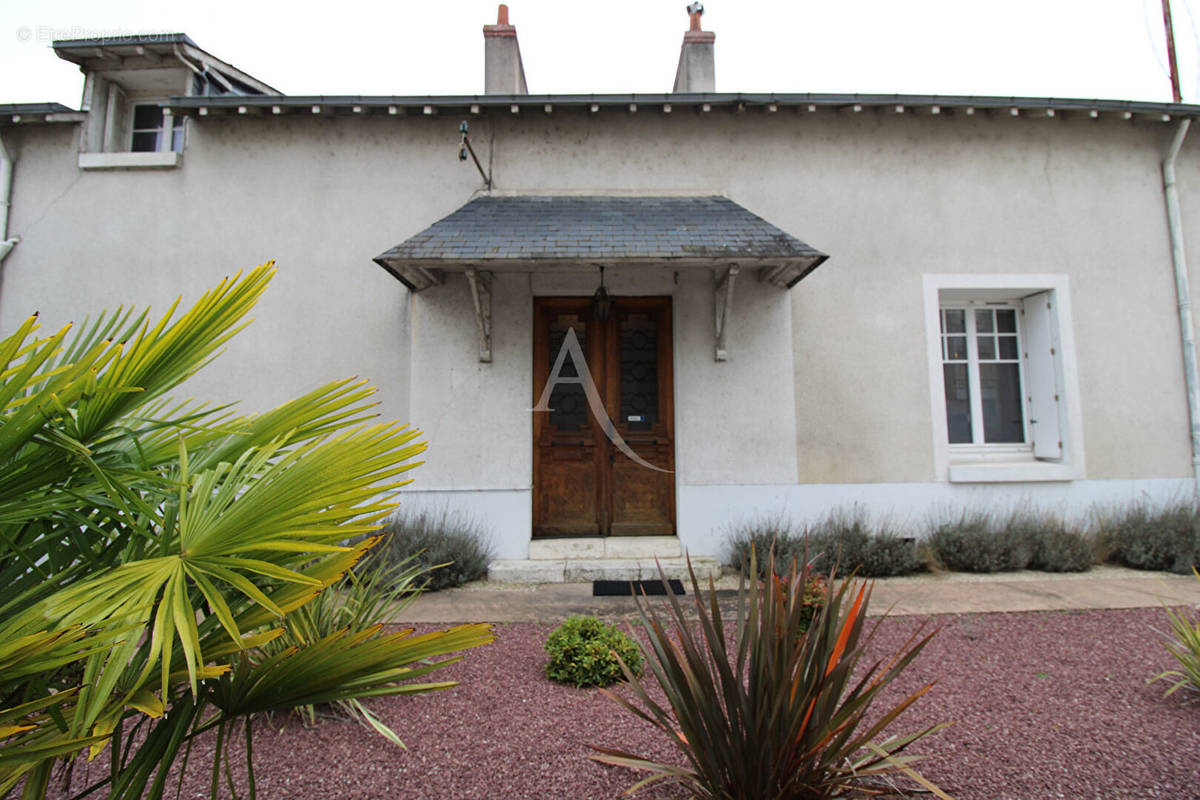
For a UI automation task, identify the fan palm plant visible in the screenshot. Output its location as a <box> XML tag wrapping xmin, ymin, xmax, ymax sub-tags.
<box><xmin>0</xmin><ymin>263</ymin><xmax>493</xmax><ymax>799</ymax></box>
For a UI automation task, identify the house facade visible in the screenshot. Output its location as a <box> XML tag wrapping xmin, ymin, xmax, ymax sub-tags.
<box><xmin>2</xmin><ymin>7</ymin><xmax>1199</xmax><ymax>579</ymax></box>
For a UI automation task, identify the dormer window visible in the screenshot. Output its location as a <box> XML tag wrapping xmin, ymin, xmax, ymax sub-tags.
<box><xmin>131</xmin><ymin>104</ymin><xmax>184</xmax><ymax>153</ymax></box>
<box><xmin>53</xmin><ymin>33</ymin><xmax>278</xmax><ymax>170</ymax></box>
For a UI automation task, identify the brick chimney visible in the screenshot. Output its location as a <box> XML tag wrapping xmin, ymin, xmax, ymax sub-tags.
<box><xmin>483</xmin><ymin>4</ymin><xmax>528</xmax><ymax>94</ymax></box>
<box><xmin>672</xmin><ymin>2</ymin><xmax>715</xmax><ymax>93</ymax></box>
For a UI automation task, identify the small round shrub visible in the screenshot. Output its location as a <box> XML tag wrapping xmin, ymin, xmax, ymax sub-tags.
<box><xmin>1101</xmin><ymin>503</ymin><xmax>1199</xmax><ymax>575</ymax></box>
<box><xmin>726</xmin><ymin>517</ymin><xmax>805</xmax><ymax>578</ymax></box>
<box><xmin>859</xmin><ymin>532</ymin><xmax>925</xmax><ymax>577</ymax></box>
<box><xmin>929</xmin><ymin>513</ymin><xmax>1030</xmax><ymax>573</ymax></box>
<box><xmin>727</xmin><ymin>509</ymin><xmax>925</xmax><ymax>579</ymax></box>
<box><xmin>545</xmin><ymin>616</ymin><xmax>643</xmax><ymax>688</ymax></box>
<box><xmin>374</xmin><ymin>509</ymin><xmax>491</xmax><ymax>591</ymax></box>
<box><xmin>1025</xmin><ymin>519</ymin><xmax>1094</xmax><ymax>572</ymax></box>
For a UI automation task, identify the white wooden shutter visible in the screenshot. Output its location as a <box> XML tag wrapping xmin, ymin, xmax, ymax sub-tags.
<box><xmin>1022</xmin><ymin>291</ymin><xmax>1063</xmax><ymax>459</ymax></box>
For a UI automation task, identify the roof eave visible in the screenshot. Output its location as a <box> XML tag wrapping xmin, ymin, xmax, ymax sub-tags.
<box><xmin>373</xmin><ymin>253</ymin><xmax>829</xmax><ymax>292</ymax></box>
<box><xmin>163</xmin><ymin>91</ymin><xmax>1200</xmax><ymax>119</ymax></box>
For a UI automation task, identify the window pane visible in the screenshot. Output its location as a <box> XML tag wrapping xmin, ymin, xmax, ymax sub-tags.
<box><xmin>943</xmin><ymin>363</ymin><xmax>972</xmax><ymax>443</ymax></box>
<box><xmin>998</xmin><ymin>335</ymin><xmax>1019</xmax><ymax>360</ymax></box>
<box><xmin>946</xmin><ymin>336</ymin><xmax>967</xmax><ymax>360</ymax></box>
<box><xmin>133</xmin><ymin>104</ymin><xmax>162</xmax><ymax>129</ymax></box>
<box><xmin>975</xmin><ymin>309</ymin><xmax>994</xmax><ymax>333</ymax></box>
<box><xmin>996</xmin><ymin>308</ymin><xmax>1017</xmax><ymax>333</ymax></box>
<box><xmin>977</xmin><ymin>336</ymin><xmax>996</xmax><ymax>360</ymax></box>
<box><xmin>131</xmin><ymin>131</ymin><xmax>160</xmax><ymax>152</ymax></box>
<box><xmin>620</xmin><ymin>314</ymin><xmax>658</xmax><ymax>430</ymax></box>
<box><xmin>942</xmin><ymin>309</ymin><xmax>965</xmax><ymax>334</ymax></box>
<box><xmin>980</xmin><ymin>363</ymin><xmax>1024</xmax><ymax>443</ymax></box>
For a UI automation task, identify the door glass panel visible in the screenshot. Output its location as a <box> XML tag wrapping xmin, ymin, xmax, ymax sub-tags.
<box><xmin>620</xmin><ymin>313</ymin><xmax>658</xmax><ymax>431</ymax></box>
<box><xmin>547</xmin><ymin>314</ymin><xmax>588</xmax><ymax>432</ymax></box>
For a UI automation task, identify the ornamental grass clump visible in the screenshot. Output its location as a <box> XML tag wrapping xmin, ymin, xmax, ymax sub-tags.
<box><xmin>545</xmin><ymin>616</ymin><xmax>643</xmax><ymax>688</ymax></box>
<box><xmin>591</xmin><ymin>551</ymin><xmax>948</xmax><ymax>799</ymax></box>
<box><xmin>1150</xmin><ymin>570</ymin><xmax>1200</xmax><ymax>698</ymax></box>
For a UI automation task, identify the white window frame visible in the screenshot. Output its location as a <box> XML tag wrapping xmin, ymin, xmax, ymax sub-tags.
<box><xmin>923</xmin><ymin>274</ymin><xmax>1085</xmax><ymax>483</ymax></box>
<box><xmin>130</xmin><ymin>103</ymin><xmax>185</xmax><ymax>154</ymax></box>
<box><xmin>940</xmin><ymin>303</ymin><xmax>1029</xmax><ymax>449</ymax></box>
<box><xmin>78</xmin><ymin>76</ymin><xmax>183</xmax><ymax>170</ymax></box>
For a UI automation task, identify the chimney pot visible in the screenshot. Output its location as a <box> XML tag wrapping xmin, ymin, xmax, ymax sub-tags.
<box><xmin>497</xmin><ymin>4</ymin><xmax>509</xmax><ymax>25</ymax></box>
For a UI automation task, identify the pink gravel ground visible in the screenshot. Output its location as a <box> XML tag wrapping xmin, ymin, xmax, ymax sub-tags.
<box><xmin>51</xmin><ymin>607</ymin><xmax>1200</xmax><ymax>800</ymax></box>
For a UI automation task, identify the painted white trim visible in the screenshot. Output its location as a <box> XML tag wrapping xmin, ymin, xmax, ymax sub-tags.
<box><xmin>78</xmin><ymin>152</ymin><xmax>181</xmax><ymax>170</ymax></box>
<box><xmin>922</xmin><ymin>274</ymin><xmax>1084</xmax><ymax>484</ymax></box>
<box><xmin>947</xmin><ymin>461</ymin><xmax>1077</xmax><ymax>483</ymax></box>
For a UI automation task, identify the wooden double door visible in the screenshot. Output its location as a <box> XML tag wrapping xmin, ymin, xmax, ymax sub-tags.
<box><xmin>532</xmin><ymin>296</ymin><xmax>675</xmax><ymax>537</ymax></box>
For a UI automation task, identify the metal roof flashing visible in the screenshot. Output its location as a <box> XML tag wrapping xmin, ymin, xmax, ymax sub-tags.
<box><xmin>163</xmin><ymin>92</ymin><xmax>1200</xmax><ymax>122</ymax></box>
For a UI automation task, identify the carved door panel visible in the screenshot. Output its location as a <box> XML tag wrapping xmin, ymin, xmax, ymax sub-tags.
<box><xmin>532</xmin><ymin>296</ymin><xmax>675</xmax><ymax>537</ymax></box>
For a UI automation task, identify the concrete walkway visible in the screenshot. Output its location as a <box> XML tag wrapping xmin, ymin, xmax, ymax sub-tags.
<box><xmin>392</xmin><ymin>565</ymin><xmax>1200</xmax><ymax>624</ymax></box>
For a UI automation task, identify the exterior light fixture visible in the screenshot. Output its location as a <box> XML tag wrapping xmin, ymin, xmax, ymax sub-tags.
<box><xmin>592</xmin><ymin>265</ymin><xmax>612</xmax><ymax>322</ymax></box>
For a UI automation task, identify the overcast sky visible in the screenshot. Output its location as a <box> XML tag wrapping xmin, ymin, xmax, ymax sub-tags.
<box><xmin>3</xmin><ymin>0</ymin><xmax>1199</xmax><ymax>107</ymax></box>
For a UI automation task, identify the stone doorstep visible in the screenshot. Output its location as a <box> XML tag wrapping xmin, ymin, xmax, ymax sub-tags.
<box><xmin>528</xmin><ymin>535</ymin><xmax>683</xmax><ymax>561</ymax></box>
<box><xmin>488</xmin><ymin>556</ymin><xmax>721</xmax><ymax>584</ymax></box>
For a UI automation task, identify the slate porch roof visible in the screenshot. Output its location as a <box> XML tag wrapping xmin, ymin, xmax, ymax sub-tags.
<box><xmin>373</xmin><ymin>195</ymin><xmax>828</xmax><ymax>291</ymax></box>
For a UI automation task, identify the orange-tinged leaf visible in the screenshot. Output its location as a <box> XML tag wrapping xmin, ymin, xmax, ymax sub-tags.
<box><xmin>826</xmin><ymin>582</ymin><xmax>866</xmax><ymax>677</ymax></box>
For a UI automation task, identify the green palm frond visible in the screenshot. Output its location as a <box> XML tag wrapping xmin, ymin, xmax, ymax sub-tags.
<box><xmin>209</xmin><ymin>623</ymin><xmax>494</xmax><ymax>719</ymax></box>
<box><xmin>0</xmin><ymin>263</ymin><xmax>492</xmax><ymax>797</ymax></box>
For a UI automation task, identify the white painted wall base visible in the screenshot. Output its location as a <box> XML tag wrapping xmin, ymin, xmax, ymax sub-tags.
<box><xmin>389</xmin><ymin>489</ymin><xmax>531</xmax><ymax>560</ymax></box>
<box><xmin>400</xmin><ymin>478</ymin><xmax>1192</xmax><ymax>566</ymax></box>
<box><xmin>677</xmin><ymin>478</ymin><xmax>1193</xmax><ymax>561</ymax></box>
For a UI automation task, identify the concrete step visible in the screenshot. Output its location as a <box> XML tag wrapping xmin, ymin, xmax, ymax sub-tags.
<box><xmin>528</xmin><ymin>536</ymin><xmax>682</xmax><ymax>560</ymax></box>
<box><xmin>488</xmin><ymin>555</ymin><xmax>721</xmax><ymax>584</ymax></box>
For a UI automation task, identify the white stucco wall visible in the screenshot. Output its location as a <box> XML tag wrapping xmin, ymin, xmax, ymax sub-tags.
<box><xmin>3</xmin><ymin>104</ymin><xmax>1199</xmax><ymax>559</ymax></box>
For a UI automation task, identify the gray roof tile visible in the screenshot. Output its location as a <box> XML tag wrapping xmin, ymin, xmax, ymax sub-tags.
<box><xmin>375</xmin><ymin>195</ymin><xmax>827</xmax><ymax>264</ymax></box>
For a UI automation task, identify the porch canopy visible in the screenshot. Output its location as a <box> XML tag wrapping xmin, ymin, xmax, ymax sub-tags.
<box><xmin>372</xmin><ymin>194</ymin><xmax>829</xmax><ymax>361</ymax></box>
<box><xmin>373</xmin><ymin>194</ymin><xmax>828</xmax><ymax>291</ymax></box>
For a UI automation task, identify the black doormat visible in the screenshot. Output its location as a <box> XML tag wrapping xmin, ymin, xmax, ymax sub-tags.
<box><xmin>593</xmin><ymin>579</ymin><xmax>685</xmax><ymax>596</ymax></box>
